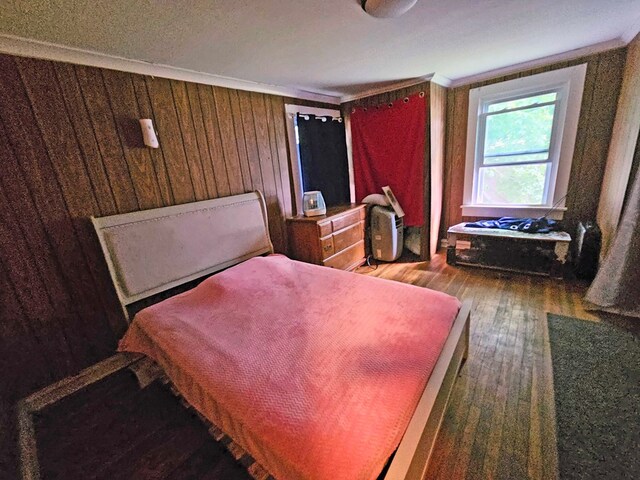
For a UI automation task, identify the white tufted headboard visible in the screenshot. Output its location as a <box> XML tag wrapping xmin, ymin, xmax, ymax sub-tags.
<box><xmin>92</xmin><ymin>191</ymin><xmax>273</xmax><ymax>320</ymax></box>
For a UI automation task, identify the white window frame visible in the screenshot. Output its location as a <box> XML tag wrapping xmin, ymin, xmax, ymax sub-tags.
<box><xmin>284</xmin><ymin>104</ymin><xmax>355</xmax><ymax>215</ymax></box>
<box><xmin>462</xmin><ymin>64</ymin><xmax>587</xmax><ymax>219</ymax></box>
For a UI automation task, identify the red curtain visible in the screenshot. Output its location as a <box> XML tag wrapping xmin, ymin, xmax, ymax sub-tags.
<box><xmin>351</xmin><ymin>92</ymin><xmax>426</xmax><ymax>226</ymax></box>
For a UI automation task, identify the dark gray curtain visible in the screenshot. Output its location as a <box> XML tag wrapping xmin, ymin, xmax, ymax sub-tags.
<box><xmin>297</xmin><ymin>114</ymin><xmax>350</xmax><ymax>207</ymax></box>
<box><xmin>585</xmin><ymin>164</ymin><xmax>640</xmax><ymax>318</ymax></box>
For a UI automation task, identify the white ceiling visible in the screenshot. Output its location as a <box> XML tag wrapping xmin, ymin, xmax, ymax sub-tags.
<box><xmin>1</xmin><ymin>0</ymin><xmax>640</xmax><ymax>101</ymax></box>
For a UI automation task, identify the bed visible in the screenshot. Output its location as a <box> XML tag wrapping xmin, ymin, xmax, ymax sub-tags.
<box><xmin>91</xmin><ymin>191</ymin><xmax>471</xmax><ymax>480</ymax></box>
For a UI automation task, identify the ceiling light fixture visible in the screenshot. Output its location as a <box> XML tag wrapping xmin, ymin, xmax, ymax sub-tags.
<box><xmin>361</xmin><ymin>0</ymin><xmax>418</xmax><ymax>18</ymax></box>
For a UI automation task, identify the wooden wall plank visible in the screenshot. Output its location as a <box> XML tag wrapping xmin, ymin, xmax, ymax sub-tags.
<box><xmin>197</xmin><ymin>84</ymin><xmax>232</xmax><ymax>198</ymax></box>
<box><xmin>429</xmin><ymin>82</ymin><xmax>447</xmax><ymax>256</ymax></box>
<box><xmin>0</xmin><ymin>57</ymin><xmax>104</xmax><ymax>372</ymax></box>
<box><xmin>0</xmin><ymin>174</ymin><xmax>69</xmax><ymax>384</ymax></box>
<box><xmin>212</xmin><ymin>86</ymin><xmax>245</xmax><ymax>195</ymax></box>
<box><xmin>54</xmin><ymin>63</ymin><xmax>118</xmax><ymax>216</ymax></box>
<box><xmin>19</xmin><ymin>61</ymin><xmax>125</xmax><ymax>342</ymax></box>
<box><xmin>238</xmin><ymin>91</ymin><xmax>266</xmax><ymax>194</ymax></box>
<box><xmin>74</xmin><ymin>65</ymin><xmax>140</xmax><ymax>213</ymax></box>
<box><xmin>15</xmin><ymin>57</ymin><xmax>119</xmax><ymax>361</ymax></box>
<box><xmin>265</xmin><ymin>95</ymin><xmax>290</xmax><ymax>226</ymax></box>
<box><xmin>102</xmin><ymin>69</ymin><xmax>165</xmax><ymax>210</ymax></box>
<box><xmin>597</xmin><ymin>36</ymin><xmax>640</xmax><ymax>254</ymax></box>
<box><xmin>441</xmin><ymin>88</ymin><xmax>457</xmax><ymax>240</ymax></box>
<box><xmin>185</xmin><ymin>82</ymin><xmax>219</xmax><ymax>198</ymax></box>
<box><xmin>565</xmin><ymin>55</ymin><xmax>600</xmax><ymax>233</ymax></box>
<box><xmin>170</xmin><ymin>80</ymin><xmax>209</xmax><ymax>201</ymax></box>
<box><xmin>566</xmin><ymin>50</ymin><xmax>626</xmax><ymax>235</ymax></box>
<box><xmin>250</xmin><ymin>92</ymin><xmax>285</xmax><ymax>252</ymax></box>
<box><xmin>0</xmin><ymin>52</ymin><xmax>323</xmax><ymax>424</ymax></box>
<box><xmin>269</xmin><ymin>95</ymin><xmax>294</xmax><ymax>219</ymax></box>
<box><xmin>445</xmin><ymin>86</ymin><xmax>470</xmax><ymax>231</ymax></box>
<box><xmin>228</xmin><ymin>89</ymin><xmax>254</xmax><ymax>190</ymax></box>
<box><xmin>145</xmin><ymin>77</ymin><xmax>196</xmax><ymax>204</ymax></box>
<box><xmin>131</xmin><ymin>75</ymin><xmax>175</xmax><ymax>206</ymax></box>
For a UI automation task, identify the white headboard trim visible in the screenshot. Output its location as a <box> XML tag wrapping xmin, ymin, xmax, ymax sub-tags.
<box><xmin>92</xmin><ymin>191</ymin><xmax>273</xmax><ymax>319</ymax></box>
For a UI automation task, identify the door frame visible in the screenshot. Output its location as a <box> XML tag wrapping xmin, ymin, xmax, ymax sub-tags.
<box><xmin>284</xmin><ymin>104</ymin><xmax>355</xmax><ymax>215</ymax></box>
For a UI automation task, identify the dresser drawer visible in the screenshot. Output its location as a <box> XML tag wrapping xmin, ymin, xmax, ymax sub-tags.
<box><xmin>320</xmin><ymin>235</ymin><xmax>335</xmax><ymax>260</ymax></box>
<box><xmin>331</xmin><ymin>210</ymin><xmax>361</xmax><ymax>232</ymax></box>
<box><xmin>333</xmin><ymin>221</ymin><xmax>364</xmax><ymax>253</ymax></box>
<box><xmin>287</xmin><ymin>204</ymin><xmax>365</xmax><ymax>270</ymax></box>
<box><xmin>318</xmin><ymin>221</ymin><xmax>332</xmax><ymax>238</ymax></box>
<box><xmin>324</xmin><ymin>240</ymin><xmax>365</xmax><ymax>270</ymax></box>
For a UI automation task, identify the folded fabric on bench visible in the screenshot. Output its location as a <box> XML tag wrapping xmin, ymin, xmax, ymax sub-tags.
<box><xmin>465</xmin><ymin>217</ymin><xmax>559</xmax><ymax>234</ymax></box>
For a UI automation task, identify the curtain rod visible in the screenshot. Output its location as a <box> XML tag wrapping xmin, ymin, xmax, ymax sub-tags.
<box><xmin>351</xmin><ymin>91</ymin><xmax>425</xmax><ymax>112</ymax></box>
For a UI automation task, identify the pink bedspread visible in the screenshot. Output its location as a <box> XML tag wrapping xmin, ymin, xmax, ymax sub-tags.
<box><xmin>119</xmin><ymin>255</ymin><xmax>460</xmax><ymax>480</ymax></box>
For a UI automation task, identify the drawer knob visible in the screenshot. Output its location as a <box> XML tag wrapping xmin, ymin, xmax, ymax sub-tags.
<box><xmin>323</xmin><ymin>244</ymin><xmax>332</xmax><ymax>251</ymax></box>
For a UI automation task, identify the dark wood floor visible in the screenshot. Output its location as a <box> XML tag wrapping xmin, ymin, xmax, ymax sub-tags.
<box><xmin>33</xmin><ymin>252</ymin><xmax>610</xmax><ymax>479</ymax></box>
<box><xmin>35</xmin><ymin>372</ymin><xmax>251</xmax><ymax>480</ymax></box>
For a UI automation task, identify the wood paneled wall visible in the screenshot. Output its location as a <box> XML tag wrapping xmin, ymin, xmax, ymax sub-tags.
<box><xmin>0</xmin><ymin>53</ymin><xmax>335</xmax><ymax>405</ymax></box>
<box><xmin>596</xmin><ymin>35</ymin><xmax>640</xmax><ymax>254</ymax></box>
<box><xmin>429</xmin><ymin>83</ymin><xmax>447</xmax><ymax>256</ymax></box>
<box><xmin>441</xmin><ymin>48</ymin><xmax>627</xmax><ymax>240</ymax></box>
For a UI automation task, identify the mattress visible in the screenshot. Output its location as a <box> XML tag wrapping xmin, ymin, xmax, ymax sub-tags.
<box><xmin>119</xmin><ymin>254</ymin><xmax>461</xmax><ymax>480</ymax></box>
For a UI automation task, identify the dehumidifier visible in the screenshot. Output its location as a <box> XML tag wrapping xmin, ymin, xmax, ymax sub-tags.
<box><xmin>370</xmin><ymin>205</ymin><xmax>403</xmax><ymax>262</ymax></box>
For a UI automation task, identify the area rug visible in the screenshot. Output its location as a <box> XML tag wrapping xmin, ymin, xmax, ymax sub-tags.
<box><xmin>547</xmin><ymin>314</ymin><xmax>640</xmax><ymax>479</ymax></box>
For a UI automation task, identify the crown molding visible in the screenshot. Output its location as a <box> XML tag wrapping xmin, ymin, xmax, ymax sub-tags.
<box><xmin>621</xmin><ymin>15</ymin><xmax>640</xmax><ymax>44</ymax></box>
<box><xmin>430</xmin><ymin>74</ymin><xmax>452</xmax><ymax>87</ymax></box>
<box><xmin>448</xmin><ymin>38</ymin><xmax>627</xmax><ymax>88</ymax></box>
<box><xmin>340</xmin><ymin>74</ymin><xmax>436</xmax><ymax>103</ymax></box>
<box><xmin>0</xmin><ymin>34</ymin><xmax>341</xmax><ymax>105</ymax></box>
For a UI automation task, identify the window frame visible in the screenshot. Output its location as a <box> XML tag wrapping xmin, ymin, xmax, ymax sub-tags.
<box><xmin>462</xmin><ymin>64</ymin><xmax>587</xmax><ymax>219</ymax></box>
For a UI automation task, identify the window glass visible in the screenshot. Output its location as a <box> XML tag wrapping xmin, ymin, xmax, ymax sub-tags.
<box><xmin>483</xmin><ymin>104</ymin><xmax>556</xmax><ymax>159</ymax></box>
<box><xmin>487</xmin><ymin>92</ymin><xmax>557</xmax><ymax>112</ymax></box>
<box><xmin>477</xmin><ymin>163</ymin><xmax>549</xmax><ymax>205</ymax></box>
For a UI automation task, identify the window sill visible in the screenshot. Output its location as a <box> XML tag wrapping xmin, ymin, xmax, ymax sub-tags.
<box><xmin>461</xmin><ymin>204</ymin><xmax>566</xmax><ymax>220</ymax></box>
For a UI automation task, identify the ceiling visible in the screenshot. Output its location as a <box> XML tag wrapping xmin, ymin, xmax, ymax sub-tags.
<box><xmin>1</xmin><ymin>0</ymin><xmax>640</xmax><ymax>102</ymax></box>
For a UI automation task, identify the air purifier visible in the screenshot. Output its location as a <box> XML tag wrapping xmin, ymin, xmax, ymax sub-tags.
<box><xmin>371</xmin><ymin>205</ymin><xmax>403</xmax><ymax>261</ymax></box>
<box><xmin>302</xmin><ymin>191</ymin><xmax>326</xmax><ymax>216</ymax></box>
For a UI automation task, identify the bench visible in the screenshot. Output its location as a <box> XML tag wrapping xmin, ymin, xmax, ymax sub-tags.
<box><xmin>446</xmin><ymin>222</ymin><xmax>571</xmax><ymax>278</ymax></box>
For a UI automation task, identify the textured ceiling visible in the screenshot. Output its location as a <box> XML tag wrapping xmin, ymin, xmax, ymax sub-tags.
<box><xmin>1</xmin><ymin>0</ymin><xmax>639</xmax><ymax>99</ymax></box>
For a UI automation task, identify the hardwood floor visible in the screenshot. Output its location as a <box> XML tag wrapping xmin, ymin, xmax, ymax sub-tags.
<box><xmin>357</xmin><ymin>252</ymin><xmax>598</xmax><ymax>480</ymax></box>
<box><xmin>34</xmin><ymin>252</ymin><xmax>600</xmax><ymax>479</ymax></box>
<box><xmin>34</xmin><ymin>372</ymin><xmax>251</xmax><ymax>480</ymax></box>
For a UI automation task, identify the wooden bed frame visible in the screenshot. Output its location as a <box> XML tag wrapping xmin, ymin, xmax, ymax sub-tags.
<box><xmin>18</xmin><ymin>191</ymin><xmax>470</xmax><ymax>480</ymax></box>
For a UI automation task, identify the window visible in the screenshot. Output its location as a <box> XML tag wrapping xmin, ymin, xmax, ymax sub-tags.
<box><xmin>463</xmin><ymin>64</ymin><xmax>587</xmax><ymax>219</ymax></box>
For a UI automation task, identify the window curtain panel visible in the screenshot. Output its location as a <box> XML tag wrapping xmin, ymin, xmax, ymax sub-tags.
<box><xmin>584</xmin><ymin>165</ymin><xmax>640</xmax><ymax>318</ymax></box>
<box><xmin>297</xmin><ymin>114</ymin><xmax>350</xmax><ymax>207</ymax></box>
<box><xmin>351</xmin><ymin>93</ymin><xmax>427</xmax><ymax>227</ymax></box>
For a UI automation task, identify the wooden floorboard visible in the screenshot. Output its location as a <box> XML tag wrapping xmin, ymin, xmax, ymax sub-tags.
<box><xmin>357</xmin><ymin>252</ymin><xmax>601</xmax><ymax>480</ymax></box>
<box><xmin>33</xmin><ymin>251</ymin><xmax>604</xmax><ymax>479</ymax></box>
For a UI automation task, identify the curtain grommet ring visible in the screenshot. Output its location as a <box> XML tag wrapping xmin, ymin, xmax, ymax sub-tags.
<box><xmin>403</xmin><ymin>97</ymin><xmax>409</xmax><ymax>103</ymax></box>
<box><xmin>388</xmin><ymin>103</ymin><xmax>393</xmax><ymax>108</ymax></box>
<box><xmin>351</xmin><ymin>108</ymin><xmax>356</xmax><ymax>114</ymax></box>
<box><xmin>419</xmin><ymin>91</ymin><xmax>425</xmax><ymax>98</ymax></box>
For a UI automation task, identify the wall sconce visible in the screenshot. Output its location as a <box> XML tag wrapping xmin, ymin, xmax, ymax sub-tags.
<box><xmin>139</xmin><ymin>118</ymin><xmax>159</xmax><ymax>148</ymax></box>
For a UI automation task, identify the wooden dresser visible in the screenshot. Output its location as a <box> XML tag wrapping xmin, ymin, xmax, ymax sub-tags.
<box><xmin>286</xmin><ymin>204</ymin><xmax>366</xmax><ymax>271</ymax></box>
